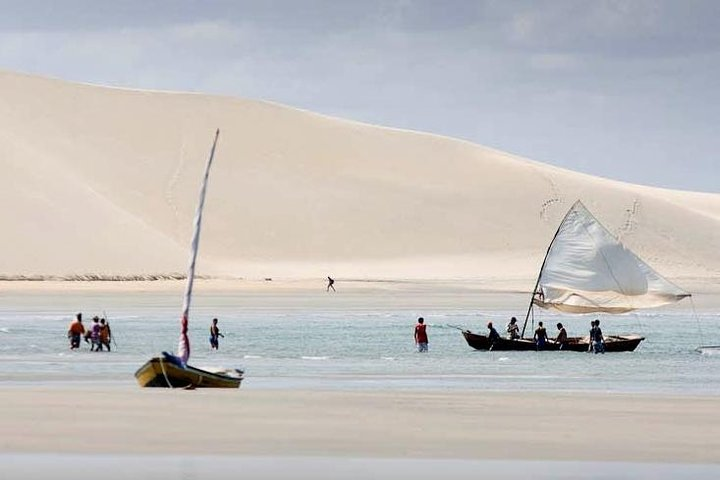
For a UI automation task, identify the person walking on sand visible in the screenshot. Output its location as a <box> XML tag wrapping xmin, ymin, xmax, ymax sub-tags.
<box><xmin>209</xmin><ymin>318</ymin><xmax>224</xmax><ymax>350</ymax></box>
<box><xmin>414</xmin><ymin>317</ymin><xmax>428</xmax><ymax>352</ymax></box>
<box><xmin>99</xmin><ymin>318</ymin><xmax>112</xmax><ymax>352</ymax></box>
<box><xmin>67</xmin><ymin>313</ymin><xmax>85</xmax><ymax>350</ymax></box>
<box><xmin>327</xmin><ymin>276</ymin><xmax>336</xmax><ymax>292</ymax></box>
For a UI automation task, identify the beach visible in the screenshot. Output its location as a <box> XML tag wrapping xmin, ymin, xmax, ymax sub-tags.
<box><xmin>1</xmin><ymin>70</ymin><xmax>719</xmax><ymax>479</ymax></box>
<box><xmin>1</xmin><ymin>283</ymin><xmax>720</xmax><ymax>479</ymax></box>
<box><xmin>3</xmin><ymin>386</ymin><xmax>719</xmax><ymax>462</ymax></box>
<box><xmin>3</xmin><ymin>387</ymin><xmax>720</xmax><ymax>480</ymax></box>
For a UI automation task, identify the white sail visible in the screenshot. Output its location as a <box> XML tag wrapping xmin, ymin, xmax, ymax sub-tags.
<box><xmin>178</xmin><ymin>129</ymin><xmax>220</xmax><ymax>364</ymax></box>
<box><xmin>533</xmin><ymin>201</ymin><xmax>690</xmax><ymax>314</ymax></box>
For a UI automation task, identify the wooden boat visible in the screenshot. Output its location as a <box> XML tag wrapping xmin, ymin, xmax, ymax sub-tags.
<box><xmin>460</xmin><ymin>201</ymin><xmax>690</xmax><ymax>352</ymax></box>
<box><xmin>461</xmin><ymin>330</ymin><xmax>644</xmax><ymax>352</ymax></box>
<box><xmin>135</xmin><ymin>130</ymin><xmax>243</xmax><ymax>388</ymax></box>
<box><xmin>135</xmin><ymin>353</ymin><xmax>242</xmax><ymax>389</ymax></box>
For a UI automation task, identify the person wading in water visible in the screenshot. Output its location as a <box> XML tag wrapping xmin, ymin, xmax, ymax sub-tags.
<box><xmin>414</xmin><ymin>317</ymin><xmax>428</xmax><ymax>352</ymax></box>
<box><xmin>209</xmin><ymin>318</ymin><xmax>224</xmax><ymax>350</ymax></box>
<box><xmin>67</xmin><ymin>313</ymin><xmax>85</xmax><ymax>350</ymax></box>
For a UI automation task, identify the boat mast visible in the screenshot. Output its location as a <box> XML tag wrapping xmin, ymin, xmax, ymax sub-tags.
<box><xmin>178</xmin><ymin>129</ymin><xmax>220</xmax><ymax>364</ymax></box>
<box><xmin>520</xmin><ymin>202</ymin><xmax>577</xmax><ymax>338</ymax></box>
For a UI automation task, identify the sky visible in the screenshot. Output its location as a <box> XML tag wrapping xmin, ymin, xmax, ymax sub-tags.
<box><xmin>0</xmin><ymin>0</ymin><xmax>718</xmax><ymax>192</ymax></box>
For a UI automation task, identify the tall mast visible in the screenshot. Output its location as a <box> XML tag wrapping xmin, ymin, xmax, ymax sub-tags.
<box><xmin>520</xmin><ymin>202</ymin><xmax>577</xmax><ymax>338</ymax></box>
<box><xmin>178</xmin><ymin>129</ymin><xmax>220</xmax><ymax>364</ymax></box>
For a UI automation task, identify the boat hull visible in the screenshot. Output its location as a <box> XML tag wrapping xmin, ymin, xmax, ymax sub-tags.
<box><xmin>135</xmin><ymin>356</ymin><xmax>242</xmax><ymax>389</ymax></box>
<box><xmin>461</xmin><ymin>331</ymin><xmax>644</xmax><ymax>352</ymax></box>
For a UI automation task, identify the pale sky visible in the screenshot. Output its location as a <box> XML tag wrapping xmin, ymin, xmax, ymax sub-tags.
<box><xmin>1</xmin><ymin>0</ymin><xmax>718</xmax><ymax>192</ymax></box>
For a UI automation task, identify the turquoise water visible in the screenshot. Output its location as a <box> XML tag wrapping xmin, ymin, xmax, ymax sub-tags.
<box><xmin>1</xmin><ymin>290</ymin><xmax>719</xmax><ymax>394</ymax></box>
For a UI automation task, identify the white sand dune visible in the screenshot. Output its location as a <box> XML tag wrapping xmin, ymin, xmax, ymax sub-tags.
<box><xmin>1</xmin><ymin>70</ymin><xmax>719</xmax><ymax>282</ymax></box>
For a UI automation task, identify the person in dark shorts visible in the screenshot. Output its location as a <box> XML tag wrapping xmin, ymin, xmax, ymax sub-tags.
<box><xmin>534</xmin><ymin>321</ymin><xmax>548</xmax><ymax>350</ymax></box>
<box><xmin>209</xmin><ymin>318</ymin><xmax>224</xmax><ymax>350</ymax></box>
<box><xmin>99</xmin><ymin>318</ymin><xmax>112</xmax><ymax>352</ymax></box>
<box><xmin>589</xmin><ymin>319</ymin><xmax>605</xmax><ymax>353</ymax></box>
<box><xmin>67</xmin><ymin>313</ymin><xmax>85</xmax><ymax>350</ymax></box>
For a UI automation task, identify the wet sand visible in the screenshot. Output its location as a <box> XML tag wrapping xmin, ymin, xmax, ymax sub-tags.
<box><xmin>2</xmin><ymin>387</ymin><xmax>718</xmax><ymax>463</ymax></box>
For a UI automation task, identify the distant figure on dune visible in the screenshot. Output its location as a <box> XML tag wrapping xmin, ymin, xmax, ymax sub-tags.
<box><xmin>67</xmin><ymin>313</ymin><xmax>85</xmax><ymax>350</ymax></box>
<box><xmin>209</xmin><ymin>318</ymin><xmax>224</xmax><ymax>350</ymax></box>
<box><xmin>415</xmin><ymin>317</ymin><xmax>428</xmax><ymax>352</ymax></box>
<box><xmin>327</xmin><ymin>276</ymin><xmax>336</xmax><ymax>292</ymax></box>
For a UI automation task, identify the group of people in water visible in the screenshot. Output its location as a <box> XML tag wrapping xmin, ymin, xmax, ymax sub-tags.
<box><xmin>67</xmin><ymin>313</ymin><xmax>113</xmax><ymax>352</ymax></box>
<box><xmin>499</xmin><ymin>316</ymin><xmax>605</xmax><ymax>352</ymax></box>
<box><xmin>67</xmin><ymin>313</ymin><xmax>227</xmax><ymax>352</ymax></box>
<box><xmin>415</xmin><ymin>316</ymin><xmax>607</xmax><ymax>353</ymax></box>
<box><xmin>496</xmin><ymin>316</ymin><xmax>605</xmax><ymax>352</ymax></box>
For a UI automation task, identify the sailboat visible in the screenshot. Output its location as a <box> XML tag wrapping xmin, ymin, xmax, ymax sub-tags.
<box><xmin>461</xmin><ymin>201</ymin><xmax>691</xmax><ymax>352</ymax></box>
<box><xmin>135</xmin><ymin>130</ymin><xmax>243</xmax><ymax>388</ymax></box>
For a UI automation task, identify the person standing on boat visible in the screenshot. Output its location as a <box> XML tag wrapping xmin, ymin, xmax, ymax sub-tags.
<box><xmin>67</xmin><ymin>313</ymin><xmax>85</xmax><ymax>350</ymax></box>
<box><xmin>414</xmin><ymin>317</ymin><xmax>428</xmax><ymax>352</ymax></box>
<box><xmin>506</xmin><ymin>317</ymin><xmax>520</xmax><ymax>340</ymax></box>
<box><xmin>209</xmin><ymin>318</ymin><xmax>224</xmax><ymax>350</ymax></box>
<box><xmin>99</xmin><ymin>318</ymin><xmax>112</xmax><ymax>352</ymax></box>
<box><xmin>90</xmin><ymin>316</ymin><xmax>102</xmax><ymax>352</ymax></box>
<box><xmin>555</xmin><ymin>322</ymin><xmax>568</xmax><ymax>350</ymax></box>
<box><xmin>589</xmin><ymin>319</ymin><xmax>605</xmax><ymax>354</ymax></box>
<box><xmin>487</xmin><ymin>322</ymin><xmax>500</xmax><ymax>346</ymax></box>
<box><xmin>327</xmin><ymin>276</ymin><xmax>336</xmax><ymax>292</ymax></box>
<box><xmin>534</xmin><ymin>321</ymin><xmax>548</xmax><ymax>350</ymax></box>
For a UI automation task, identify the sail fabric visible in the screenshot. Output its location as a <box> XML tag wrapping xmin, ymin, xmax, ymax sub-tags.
<box><xmin>178</xmin><ymin>129</ymin><xmax>220</xmax><ymax>364</ymax></box>
<box><xmin>534</xmin><ymin>201</ymin><xmax>690</xmax><ymax>314</ymax></box>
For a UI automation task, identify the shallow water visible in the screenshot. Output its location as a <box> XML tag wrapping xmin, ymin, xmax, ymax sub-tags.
<box><xmin>1</xmin><ymin>290</ymin><xmax>719</xmax><ymax>394</ymax></box>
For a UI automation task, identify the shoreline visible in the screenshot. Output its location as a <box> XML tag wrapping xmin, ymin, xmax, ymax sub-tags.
<box><xmin>2</xmin><ymin>277</ymin><xmax>720</xmax><ymax>311</ymax></box>
<box><xmin>2</xmin><ymin>386</ymin><xmax>719</xmax><ymax>463</ymax></box>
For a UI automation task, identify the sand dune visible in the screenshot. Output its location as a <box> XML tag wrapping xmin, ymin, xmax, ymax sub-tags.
<box><xmin>1</xmin><ymin>70</ymin><xmax>718</xmax><ymax>282</ymax></box>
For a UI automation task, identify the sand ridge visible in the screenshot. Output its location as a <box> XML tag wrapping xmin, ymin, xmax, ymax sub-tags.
<box><xmin>0</xmin><ymin>70</ymin><xmax>719</xmax><ymax>281</ymax></box>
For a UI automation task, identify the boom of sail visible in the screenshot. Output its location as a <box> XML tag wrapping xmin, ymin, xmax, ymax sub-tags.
<box><xmin>532</xmin><ymin>201</ymin><xmax>690</xmax><ymax>314</ymax></box>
